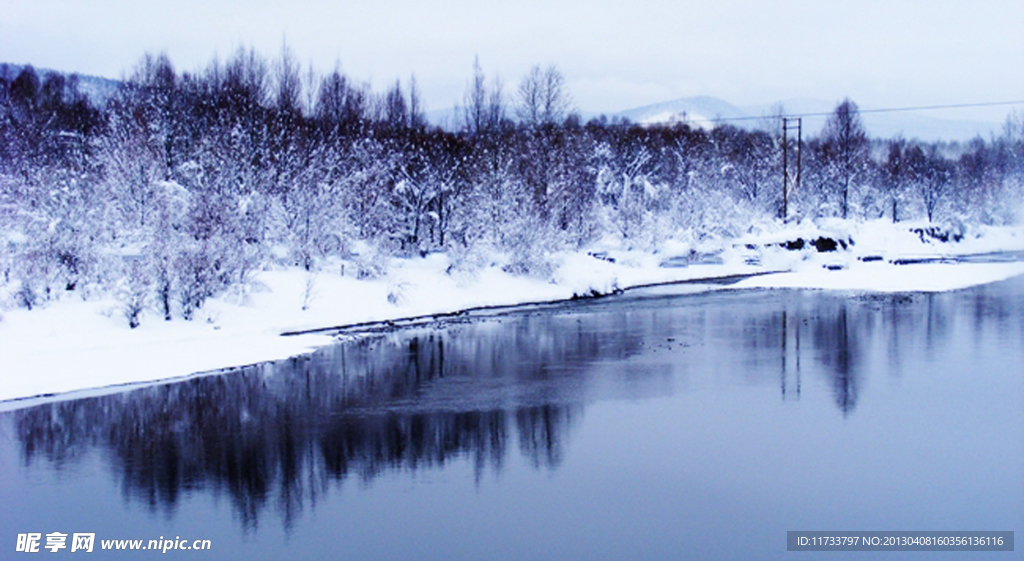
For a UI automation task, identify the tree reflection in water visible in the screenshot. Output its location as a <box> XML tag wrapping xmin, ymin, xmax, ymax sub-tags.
<box><xmin>14</xmin><ymin>315</ymin><xmax>629</xmax><ymax>531</ymax></box>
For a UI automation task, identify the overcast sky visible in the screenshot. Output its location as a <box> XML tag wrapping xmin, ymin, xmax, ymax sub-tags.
<box><xmin>2</xmin><ymin>0</ymin><xmax>1022</xmax><ymax>117</ymax></box>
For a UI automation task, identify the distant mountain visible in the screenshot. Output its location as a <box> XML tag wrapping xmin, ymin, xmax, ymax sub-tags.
<box><xmin>614</xmin><ymin>96</ymin><xmax>749</xmax><ymax>129</ymax></box>
<box><xmin>424</xmin><ymin>97</ymin><xmax>749</xmax><ymax>131</ymax></box>
<box><xmin>428</xmin><ymin>94</ymin><xmax>1006</xmax><ymax>141</ymax></box>
<box><xmin>0</xmin><ymin>63</ymin><xmax>121</xmax><ymax>107</ymax></box>
<box><xmin>609</xmin><ymin>95</ymin><xmax>1006</xmax><ymax>142</ymax></box>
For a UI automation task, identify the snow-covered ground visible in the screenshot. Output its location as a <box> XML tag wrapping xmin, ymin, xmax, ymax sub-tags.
<box><xmin>2</xmin><ymin>219</ymin><xmax>1023</xmax><ymax>405</ymax></box>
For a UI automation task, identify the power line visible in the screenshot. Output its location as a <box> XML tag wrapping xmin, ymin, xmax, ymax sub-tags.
<box><xmin>701</xmin><ymin>100</ymin><xmax>1024</xmax><ymax>124</ymax></box>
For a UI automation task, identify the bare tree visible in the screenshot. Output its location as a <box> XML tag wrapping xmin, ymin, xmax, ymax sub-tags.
<box><xmin>906</xmin><ymin>144</ymin><xmax>951</xmax><ymax>222</ymax></box>
<box><xmin>464</xmin><ymin>56</ymin><xmax>487</xmax><ymax>134</ymax></box>
<box><xmin>882</xmin><ymin>138</ymin><xmax>906</xmax><ymax>223</ymax></box>
<box><xmin>462</xmin><ymin>57</ymin><xmax>507</xmax><ymax>135</ymax></box>
<box><xmin>383</xmin><ymin>79</ymin><xmax>408</xmax><ymax>130</ymax></box>
<box><xmin>757</xmin><ymin>102</ymin><xmax>787</xmax><ymax>135</ymax></box>
<box><xmin>315</xmin><ymin>64</ymin><xmax>370</xmax><ymax>133</ymax></box>
<box><xmin>516</xmin><ymin>65</ymin><xmax>572</xmax><ymax>127</ymax></box>
<box><xmin>486</xmin><ymin>75</ymin><xmax>506</xmax><ymax>130</ymax></box>
<box><xmin>821</xmin><ymin>98</ymin><xmax>868</xmax><ymax>219</ymax></box>
<box><xmin>302</xmin><ymin>61</ymin><xmax>318</xmax><ymax>117</ymax></box>
<box><xmin>408</xmin><ymin>74</ymin><xmax>425</xmax><ymax>129</ymax></box>
<box><xmin>275</xmin><ymin>41</ymin><xmax>302</xmax><ymax>117</ymax></box>
<box><xmin>223</xmin><ymin>47</ymin><xmax>269</xmax><ymax>111</ymax></box>
<box><xmin>315</xmin><ymin>66</ymin><xmax>349</xmax><ymax>125</ymax></box>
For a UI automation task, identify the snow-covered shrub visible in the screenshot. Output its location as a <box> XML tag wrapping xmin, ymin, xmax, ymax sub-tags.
<box><xmin>502</xmin><ymin>225</ymin><xmax>558</xmax><ymax>278</ymax></box>
<box><xmin>16</xmin><ymin>281</ymin><xmax>39</xmax><ymax>311</ymax></box>
<box><xmin>353</xmin><ymin>244</ymin><xmax>390</xmax><ymax>280</ymax></box>
<box><xmin>0</xmin><ymin>236</ymin><xmax>14</xmax><ymax>287</ymax></box>
<box><xmin>236</xmin><ymin>191</ymin><xmax>274</xmax><ymax>271</ymax></box>
<box><xmin>446</xmin><ymin>238</ymin><xmax>492</xmax><ymax>274</ymax></box>
<box><xmin>386</xmin><ymin>281</ymin><xmax>408</xmax><ymax>305</ymax></box>
<box><xmin>672</xmin><ymin>187</ymin><xmax>749</xmax><ymax>243</ymax></box>
<box><xmin>176</xmin><ymin>259</ymin><xmax>207</xmax><ymax>321</ymax></box>
<box><xmin>175</xmin><ymin>242</ymin><xmax>222</xmax><ymax>321</ymax></box>
<box><xmin>151</xmin><ymin>252</ymin><xmax>175</xmax><ymax>321</ymax></box>
<box><xmin>176</xmin><ymin>236</ymin><xmax>242</xmax><ymax>321</ymax></box>
<box><xmin>11</xmin><ymin>240</ymin><xmax>60</xmax><ymax>308</ymax></box>
<box><xmin>139</xmin><ymin>180</ymin><xmax>192</xmax><ymax>320</ymax></box>
<box><xmin>301</xmin><ymin>271</ymin><xmax>318</xmax><ymax>311</ymax></box>
<box><xmin>48</xmin><ymin>221</ymin><xmax>94</xmax><ymax>292</ymax></box>
<box><xmin>116</xmin><ymin>259</ymin><xmax>150</xmax><ymax>329</ymax></box>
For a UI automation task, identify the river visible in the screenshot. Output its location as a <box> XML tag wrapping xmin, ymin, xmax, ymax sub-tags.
<box><xmin>2</xmin><ymin>276</ymin><xmax>1022</xmax><ymax>559</ymax></box>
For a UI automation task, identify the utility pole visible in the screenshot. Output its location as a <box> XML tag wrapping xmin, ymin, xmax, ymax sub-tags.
<box><xmin>781</xmin><ymin>117</ymin><xmax>802</xmax><ymax>220</ymax></box>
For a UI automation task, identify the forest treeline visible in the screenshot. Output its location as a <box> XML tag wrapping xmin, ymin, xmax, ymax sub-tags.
<box><xmin>1</xmin><ymin>48</ymin><xmax>1022</xmax><ymax>325</ymax></box>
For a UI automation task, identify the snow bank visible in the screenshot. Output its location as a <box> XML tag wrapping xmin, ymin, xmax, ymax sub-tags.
<box><xmin>2</xmin><ymin>220</ymin><xmax>1023</xmax><ymax>405</ymax></box>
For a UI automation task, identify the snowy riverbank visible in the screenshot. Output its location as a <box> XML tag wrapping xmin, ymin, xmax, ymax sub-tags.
<box><xmin>2</xmin><ymin>219</ymin><xmax>1024</xmax><ymax>405</ymax></box>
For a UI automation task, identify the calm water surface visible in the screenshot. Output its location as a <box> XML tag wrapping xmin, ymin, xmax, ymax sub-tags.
<box><xmin>2</xmin><ymin>277</ymin><xmax>1023</xmax><ymax>559</ymax></box>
